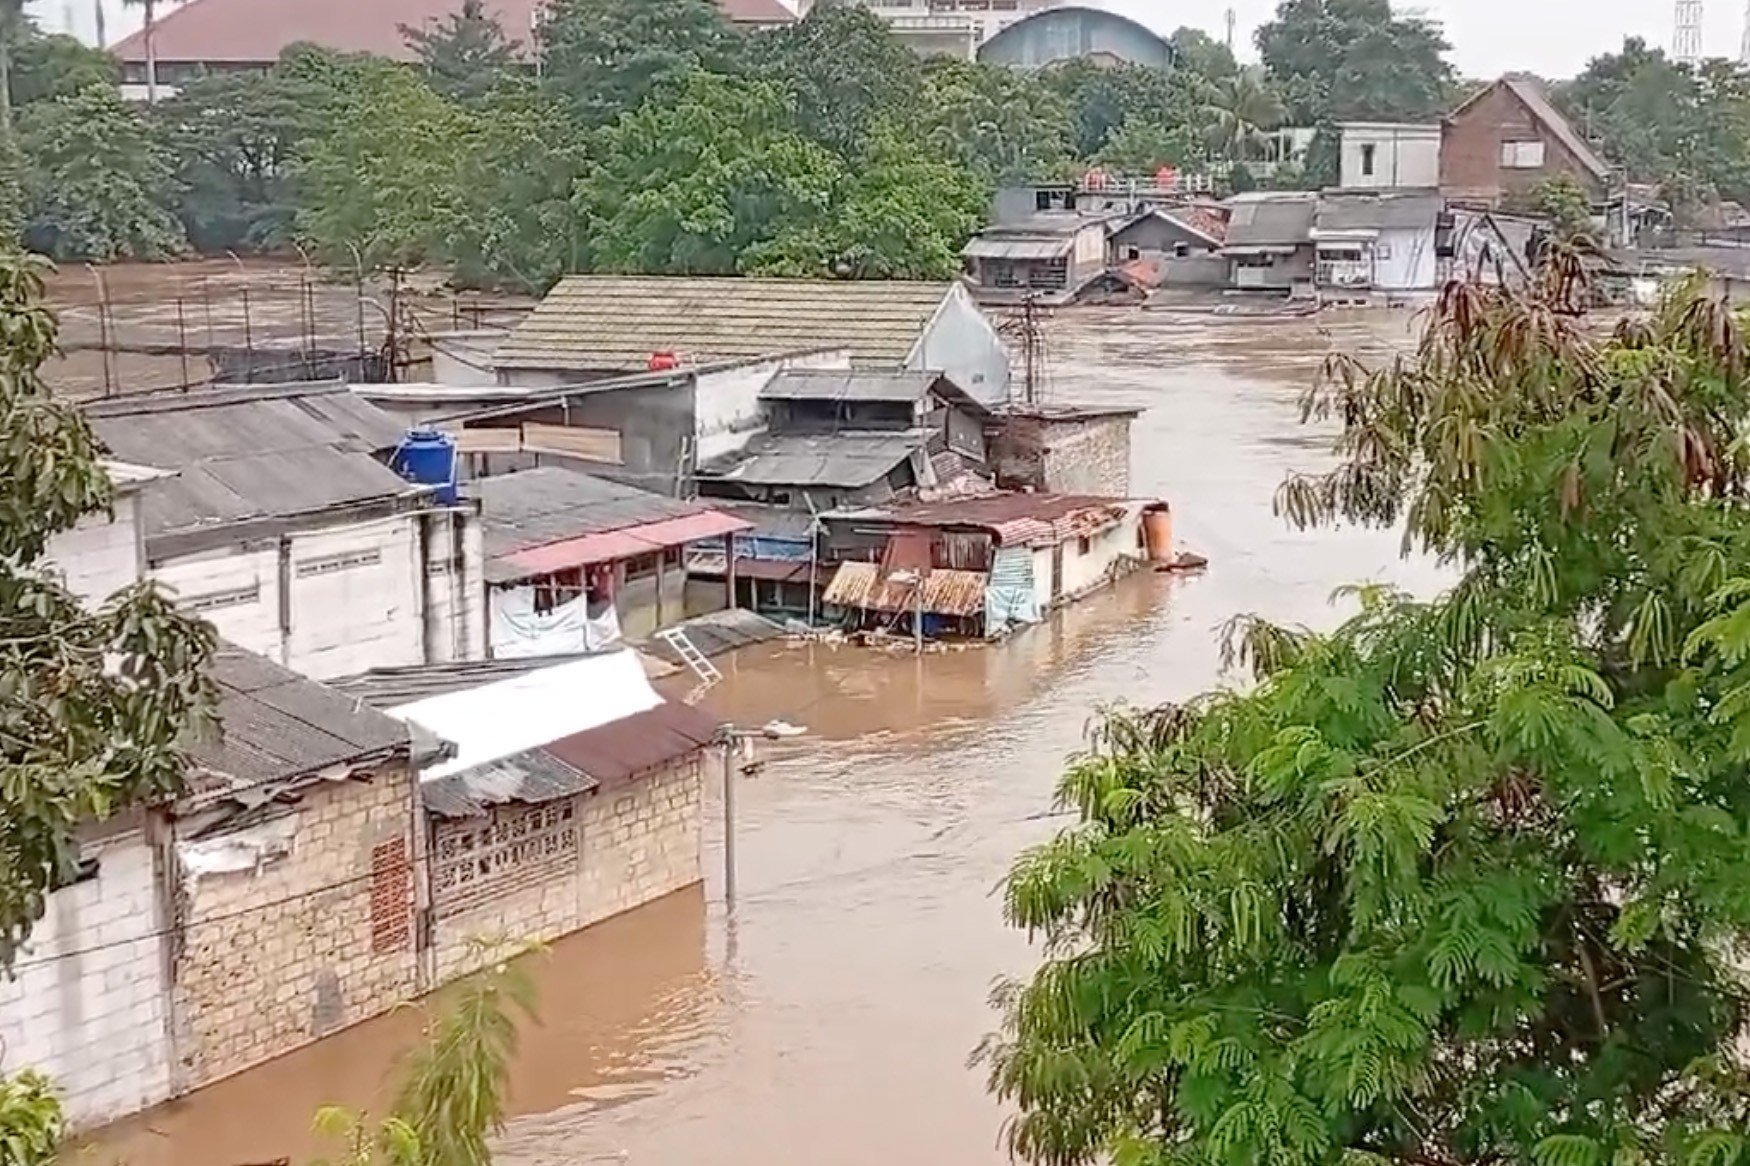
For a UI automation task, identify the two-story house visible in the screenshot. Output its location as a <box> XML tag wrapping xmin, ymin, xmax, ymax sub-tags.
<box><xmin>1441</xmin><ymin>74</ymin><xmax>1612</xmax><ymax>210</ymax></box>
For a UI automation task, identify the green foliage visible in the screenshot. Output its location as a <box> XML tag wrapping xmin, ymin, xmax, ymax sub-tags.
<box><xmin>988</xmin><ymin>265</ymin><xmax>1750</xmax><ymax>1165</ymax></box>
<box><xmin>919</xmin><ymin>57</ymin><xmax>1072</xmax><ymax>185</ymax></box>
<box><xmin>403</xmin><ymin>0</ymin><xmax>519</xmax><ymax>106</ymax></box>
<box><xmin>0</xmin><ymin>1069</ymin><xmax>62</xmax><ymax>1166</ymax></box>
<box><xmin>1203</xmin><ymin>67</ymin><xmax>1287</xmax><ymax>162</ymax></box>
<box><xmin>0</xmin><ymin>252</ymin><xmax>218</xmax><ymax>969</ymax></box>
<box><xmin>1559</xmin><ymin>40</ymin><xmax>1750</xmax><ymax>209</ymax></box>
<box><xmin>1045</xmin><ymin>60</ymin><xmax>1212</xmax><ymax>168</ymax></box>
<box><xmin>747</xmin><ymin>122</ymin><xmax>986</xmax><ymax>280</ymax></box>
<box><xmin>1257</xmin><ymin>0</ymin><xmax>1454</xmax><ymax>124</ymax></box>
<box><xmin>752</xmin><ymin>3</ymin><xmax>922</xmax><ymax>159</ymax></box>
<box><xmin>17</xmin><ymin>84</ymin><xmax>185</xmax><ymax>260</ymax></box>
<box><xmin>1533</xmin><ymin>174</ymin><xmax>1596</xmax><ymax>241</ymax></box>
<box><xmin>578</xmin><ymin>70</ymin><xmax>839</xmax><ymax>275</ymax></box>
<box><xmin>7</xmin><ymin>28</ymin><xmax>117</xmax><ymax>108</ymax></box>
<box><xmin>537</xmin><ymin>0</ymin><xmax>737</xmax><ymax>128</ymax></box>
<box><xmin>311</xmin><ymin>944</ymin><xmax>539</xmax><ymax>1166</ymax></box>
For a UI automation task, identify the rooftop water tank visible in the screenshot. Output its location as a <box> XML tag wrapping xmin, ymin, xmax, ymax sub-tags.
<box><xmin>391</xmin><ymin>427</ymin><xmax>459</xmax><ymax>506</ymax></box>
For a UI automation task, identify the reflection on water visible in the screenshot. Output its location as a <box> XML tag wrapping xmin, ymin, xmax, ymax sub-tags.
<box><xmin>81</xmin><ymin>308</ymin><xmax>1447</xmax><ymax>1166</ymax></box>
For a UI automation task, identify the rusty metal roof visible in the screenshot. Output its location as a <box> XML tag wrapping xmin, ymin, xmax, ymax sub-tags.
<box><xmin>421</xmin><ymin>748</ymin><xmax>598</xmax><ymax>819</ymax></box>
<box><xmin>828</xmin><ymin>493</ymin><xmax>1130</xmax><ymax>546</ymax></box>
<box><xmin>543</xmin><ymin>702</ymin><xmax>721</xmax><ymax>784</ymax></box>
<box><xmin>822</xmin><ymin>562</ymin><xmax>987</xmax><ymax>617</ymax></box>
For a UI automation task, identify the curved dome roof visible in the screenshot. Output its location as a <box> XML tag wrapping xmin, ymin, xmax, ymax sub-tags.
<box><xmin>977</xmin><ymin>5</ymin><xmax>1174</xmax><ymax>70</ymax></box>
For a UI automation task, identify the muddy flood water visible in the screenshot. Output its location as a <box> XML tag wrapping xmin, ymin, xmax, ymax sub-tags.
<box><xmin>80</xmin><ymin>308</ymin><xmax>1453</xmax><ymax>1166</ymax></box>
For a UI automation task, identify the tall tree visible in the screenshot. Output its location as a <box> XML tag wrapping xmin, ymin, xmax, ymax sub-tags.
<box><xmin>10</xmin><ymin>29</ymin><xmax>118</xmax><ymax>106</ymax></box>
<box><xmin>1257</xmin><ymin>0</ymin><xmax>1453</xmax><ymax>124</ymax></box>
<box><xmin>750</xmin><ymin>2</ymin><xmax>922</xmax><ymax>160</ymax></box>
<box><xmin>121</xmin><ymin>0</ymin><xmax>159</xmax><ymax>104</ymax></box>
<box><xmin>402</xmin><ymin>0</ymin><xmax>519</xmax><ymax>106</ymax></box>
<box><xmin>17</xmin><ymin>84</ymin><xmax>186</xmax><ymax>259</ymax></box>
<box><xmin>918</xmin><ymin>58</ymin><xmax>1071</xmax><ymax>185</ymax></box>
<box><xmin>537</xmin><ymin>0</ymin><xmax>736</xmax><ymax>127</ymax></box>
<box><xmin>1203</xmin><ymin>66</ymin><xmax>1287</xmax><ymax>162</ymax></box>
<box><xmin>577</xmin><ymin>70</ymin><xmax>839</xmax><ymax>275</ymax></box>
<box><xmin>987</xmin><ymin>266</ymin><xmax>1750</xmax><ymax>1166</ymax></box>
<box><xmin>0</xmin><ymin>251</ymin><xmax>217</xmax><ymax>969</ymax></box>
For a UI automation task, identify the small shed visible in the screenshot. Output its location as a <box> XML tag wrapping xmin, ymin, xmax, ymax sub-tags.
<box><xmin>1221</xmin><ymin>193</ymin><xmax>1319</xmax><ymax>294</ymax></box>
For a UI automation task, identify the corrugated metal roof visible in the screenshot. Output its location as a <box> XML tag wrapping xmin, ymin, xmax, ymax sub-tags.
<box><xmin>544</xmin><ymin>702</ymin><xmax>721</xmax><ymax>784</ymax></box>
<box><xmin>697</xmin><ymin>432</ymin><xmax>926</xmax><ymax>489</ymax></box>
<box><xmin>493</xmin><ymin>277</ymin><xmax>957</xmax><ymax>373</ymax></box>
<box><xmin>422</xmin><ymin>748</ymin><xmax>599</xmax><ymax>819</ymax></box>
<box><xmin>963</xmin><ymin>237</ymin><xmax>1075</xmax><ymax>260</ymax></box>
<box><xmin>642</xmin><ymin>609</ymin><xmax>788</xmax><ymax>663</ymax></box>
<box><xmin>718</xmin><ymin>502</ymin><xmax>818</xmax><ymax>542</ymax></box>
<box><xmin>822</xmin><ymin>562</ymin><xmax>987</xmax><ymax>617</ymax></box>
<box><xmin>501</xmin><ymin>510</ymin><xmax>749</xmax><ymax>578</ymax></box>
<box><xmin>830</xmin><ymin>492</ymin><xmax>1130</xmax><ymax>547</ymax></box>
<box><xmin>84</xmin><ymin>383</ymin><xmax>420</xmax><ymax>544</ymax></box>
<box><xmin>479</xmin><ymin>467</ymin><xmax>747</xmax><ymax>581</ymax></box>
<box><xmin>112</xmin><ymin>0</ymin><xmax>792</xmax><ymax>63</ymax></box>
<box><xmin>1316</xmin><ymin>192</ymin><xmax>1442</xmax><ymax>233</ymax></box>
<box><xmin>1224</xmin><ymin>195</ymin><xmax>1317</xmax><ymax>248</ymax></box>
<box><xmin>186</xmin><ymin>643</ymin><xmax>413</xmax><ymax>805</ymax></box>
<box><xmin>760</xmin><ymin>369</ymin><xmax>939</xmax><ymax>403</ymax></box>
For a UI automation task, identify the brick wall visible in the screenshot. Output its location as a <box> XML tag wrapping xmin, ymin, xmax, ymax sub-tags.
<box><xmin>430</xmin><ymin>754</ymin><xmax>705</xmax><ymax>981</ymax></box>
<box><xmin>990</xmin><ymin>414</ymin><xmax>1134</xmax><ymax>497</ymax></box>
<box><xmin>1442</xmin><ymin>84</ymin><xmax>1607</xmax><ymax>208</ymax></box>
<box><xmin>0</xmin><ymin>826</ymin><xmax>172</xmax><ymax>1130</ymax></box>
<box><xmin>170</xmin><ymin>768</ymin><xmax>419</xmax><ymax>1088</ymax></box>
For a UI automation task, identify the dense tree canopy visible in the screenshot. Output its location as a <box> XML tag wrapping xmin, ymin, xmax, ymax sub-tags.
<box><xmin>987</xmin><ymin>262</ymin><xmax>1750</xmax><ymax>1166</ymax></box>
<box><xmin>1256</xmin><ymin>0</ymin><xmax>1454</xmax><ymax>124</ymax></box>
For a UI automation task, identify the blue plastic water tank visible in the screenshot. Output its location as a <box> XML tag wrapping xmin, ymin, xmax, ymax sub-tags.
<box><xmin>391</xmin><ymin>427</ymin><xmax>459</xmax><ymax>506</ymax></box>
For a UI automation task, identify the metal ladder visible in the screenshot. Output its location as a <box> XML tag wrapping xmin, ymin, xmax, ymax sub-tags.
<box><xmin>657</xmin><ymin>628</ymin><xmax>721</xmax><ymax>690</ymax></box>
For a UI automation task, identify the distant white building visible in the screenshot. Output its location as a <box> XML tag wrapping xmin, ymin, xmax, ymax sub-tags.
<box><xmin>81</xmin><ymin>383</ymin><xmax>487</xmax><ymax>680</ymax></box>
<box><xmin>1337</xmin><ymin>122</ymin><xmax>1442</xmax><ymax>190</ymax></box>
<box><xmin>831</xmin><ymin>0</ymin><xmax>1060</xmax><ymax>57</ymax></box>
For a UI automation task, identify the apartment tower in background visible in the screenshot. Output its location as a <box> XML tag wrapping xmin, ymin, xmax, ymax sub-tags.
<box><xmin>1675</xmin><ymin>0</ymin><xmax>1704</xmax><ymax>64</ymax></box>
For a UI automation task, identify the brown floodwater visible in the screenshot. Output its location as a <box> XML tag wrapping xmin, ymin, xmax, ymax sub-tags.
<box><xmin>80</xmin><ymin>307</ymin><xmax>1451</xmax><ymax>1166</ymax></box>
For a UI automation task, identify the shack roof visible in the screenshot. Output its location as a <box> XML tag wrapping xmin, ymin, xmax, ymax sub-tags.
<box><xmin>185</xmin><ymin>643</ymin><xmax>414</xmax><ymax>808</ymax></box>
<box><xmin>828</xmin><ymin>492</ymin><xmax>1130</xmax><ymax>547</ymax></box>
<box><xmin>493</xmin><ymin>277</ymin><xmax>958</xmax><ymax>373</ymax></box>
<box><xmin>478</xmin><ymin>467</ymin><xmax>748</xmax><ymax>582</ymax></box>
<box><xmin>759</xmin><ymin>369</ymin><xmax>988</xmax><ymax>415</ymax></box>
<box><xmin>1111</xmin><ymin>206</ymin><xmax>1229</xmax><ymax>247</ymax></box>
<box><xmin>1223</xmin><ymin>194</ymin><xmax>1318</xmax><ymax>250</ymax></box>
<box><xmin>1315</xmin><ymin>191</ymin><xmax>1443</xmax><ymax>234</ymax></box>
<box><xmin>697</xmin><ymin>432</ymin><xmax>926</xmax><ymax>490</ymax></box>
<box><xmin>1451</xmin><ymin>75</ymin><xmax>1610</xmax><ymax>182</ymax></box>
<box><xmin>112</xmin><ymin>0</ymin><xmax>792</xmax><ymax>64</ymax></box>
<box><xmin>84</xmin><ymin>383</ymin><xmax>420</xmax><ymax>552</ymax></box>
<box><xmin>823</xmin><ymin>562</ymin><xmax>987</xmax><ymax>617</ymax></box>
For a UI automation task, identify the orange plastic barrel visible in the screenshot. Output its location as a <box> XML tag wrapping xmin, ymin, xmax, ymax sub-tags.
<box><xmin>1142</xmin><ymin>504</ymin><xmax>1175</xmax><ymax>563</ymax></box>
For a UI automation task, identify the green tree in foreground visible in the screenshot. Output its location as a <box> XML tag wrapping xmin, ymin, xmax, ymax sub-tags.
<box><xmin>402</xmin><ymin>0</ymin><xmax>518</xmax><ymax>106</ymax></box>
<box><xmin>0</xmin><ymin>250</ymin><xmax>216</xmax><ymax>969</ymax></box>
<box><xmin>313</xmin><ymin>946</ymin><xmax>538</xmax><ymax>1166</ymax></box>
<box><xmin>987</xmin><ymin>263</ymin><xmax>1750</xmax><ymax>1166</ymax></box>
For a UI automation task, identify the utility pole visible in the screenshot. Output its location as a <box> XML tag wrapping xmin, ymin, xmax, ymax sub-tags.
<box><xmin>914</xmin><ymin>576</ymin><xmax>924</xmax><ymax>654</ymax></box>
<box><xmin>1224</xmin><ymin>6</ymin><xmax>1236</xmax><ymax>53</ymax></box>
<box><xmin>720</xmin><ymin>739</ymin><xmax>738</xmax><ymax>906</ymax></box>
<box><xmin>1740</xmin><ymin>0</ymin><xmax>1750</xmax><ymax>62</ymax></box>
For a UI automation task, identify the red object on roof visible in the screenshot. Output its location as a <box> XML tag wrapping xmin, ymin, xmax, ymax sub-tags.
<box><xmin>504</xmin><ymin>510</ymin><xmax>751</xmax><ymax>576</ymax></box>
<box><xmin>113</xmin><ymin>0</ymin><xmax>795</xmax><ymax>64</ymax></box>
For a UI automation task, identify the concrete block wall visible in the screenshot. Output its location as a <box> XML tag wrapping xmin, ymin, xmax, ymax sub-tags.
<box><xmin>990</xmin><ymin>414</ymin><xmax>1133</xmax><ymax>498</ymax></box>
<box><xmin>0</xmin><ymin>829</ymin><xmax>172</xmax><ymax>1130</ymax></box>
<box><xmin>171</xmin><ymin>770</ymin><xmax>419</xmax><ymax>1088</ymax></box>
<box><xmin>42</xmin><ymin>493</ymin><xmax>144</xmax><ymax>605</ymax></box>
<box><xmin>430</xmin><ymin>757</ymin><xmax>705</xmax><ymax>981</ymax></box>
<box><xmin>578</xmin><ymin>758</ymin><xmax>704</xmax><ymax>927</ymax></box>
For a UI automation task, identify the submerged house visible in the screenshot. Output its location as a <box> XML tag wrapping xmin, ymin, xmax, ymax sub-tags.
<box><xmin>960</xmin><ymin>214</ymin><xmax>1112</xmax><ymax>303</ymax></box>
<box><xmin>1312</xmin><ymin>190</ymin><xmax>1444</xmax><ymax>297</ymax></box>
<box><xmin>1106</xmin><ymin>206</ymin><xmax>1230</xmax><ymax>287</ymax></box>
<box><xmin>83</xmin><ymin>383</ymin><xmax>486</xmax><ymax>680</ymax></box>
<box><xmin>477</xmin><ymin>468</ymin><xmax>749</xmax><ymax>655</ymax></box>
<box><xmin>1221</xmin><ymin>192</ymin><xmax>1319</xmax><ymax>295</ymax></box>
<box><xmin>820</xmin><ymin>493</ymin><xmax>1153</xmax><ymax>639</ymax></box>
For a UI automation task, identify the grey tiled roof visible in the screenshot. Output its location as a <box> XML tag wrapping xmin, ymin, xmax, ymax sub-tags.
<box><xmin>493</xmin><ymin>276</ymin><xmax>957</xmax><ymax>372</ymax></box>
<box><xmin>477</xmin><ymin>468</ymin><xmax>706</xmax><ymax>570</ymax></box>
<box><xmin>1316</xmin><ymin>192</ymin><xmax>1443</xmax><ymax>232</ymax></box>
<box><xmin>186</xmin><ymin>643</ymin><xmax>413</xmax><ymax>805</ymax></box>
<box><xmin>1225</xmin><ymin>196</ymin><xmax>1318</xmax><ymax>247</ymax></box>
<box><xmin>84</xmin><ymin>383</ymin><xmax>420</xmax><ymax>545</ymax></box>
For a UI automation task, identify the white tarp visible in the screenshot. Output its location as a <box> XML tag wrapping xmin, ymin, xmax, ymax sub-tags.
<box><xmin>390</xmin><ymin>649</ymin><xmax>661</xmax><ymax>780</ymax></box>
<box><xmin>179</xmin><ymin>815</ymin><xmax>299</xmax><ymax>881</ymax></box>
<box><xmin>489</xmin><ymin>586</ymin><xmax>621</xmax><ymax>659</ymax></box>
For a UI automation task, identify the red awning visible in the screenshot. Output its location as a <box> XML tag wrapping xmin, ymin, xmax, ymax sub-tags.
<box><xmin>504</xmin><ymin>511</ymin><xmax>752</xmax><ymax>577</ymax></box>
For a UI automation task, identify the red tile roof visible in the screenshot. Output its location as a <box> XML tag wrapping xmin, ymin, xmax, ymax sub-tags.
<box><xmin>114</xmin><ymin>0</ymin><xmax>795</xmax><ymax>65</ymax></box>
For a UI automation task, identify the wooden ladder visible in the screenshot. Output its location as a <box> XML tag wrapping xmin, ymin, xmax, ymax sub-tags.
<box><xmin>658</xmin><ymin>628</ymin><xmax>722</xmax><ymax>691</ymax></box>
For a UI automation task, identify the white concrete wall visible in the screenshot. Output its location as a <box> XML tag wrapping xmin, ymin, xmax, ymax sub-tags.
<box><xmin>423</xmin><ymin>509</ymin><xmax>487</xmax><ymax>664</ymax></box>
<box><xmin>1374</xmin><ymin>225</ymin><xmax>1440</xmax><ymax>291</ymax></box>
<box><xmin>912</xmin><ymin>285</ymin><xmax>1013</xmax><ymax>408</ymax></box>
<box><xmin>695</xmin><ymin>358</ymin><xmax>786</xmax><ymax>466</ymax></box>
<box><xmin>1059</xmin><ymin>516</ymin><xmax>1144</xmax><ymax>598</ymax></box>
<box><xmin>0</xmin><ymin>828</ymin><xmax>172</xmax><ymax>1131</ymax></box>
<box><xmin>1339</xmin><ymin>125</ymin><xmax>1442</xmax><ymax>190</ymax></box>
<box><xmin>42</xmin><ymin>493</ymin><xmax>144</xmax><ymax>605</ymax></box>
<box><xmin>150</xmin><ymin>511</ymin><xmax>486</xmax><ymax>681</ymax></box>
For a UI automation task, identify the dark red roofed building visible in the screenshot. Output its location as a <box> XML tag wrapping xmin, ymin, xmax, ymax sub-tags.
<box><xmin>113</xmin><ymin>0</ymin><xmax>796</xmax><ymax>91</ymax></box>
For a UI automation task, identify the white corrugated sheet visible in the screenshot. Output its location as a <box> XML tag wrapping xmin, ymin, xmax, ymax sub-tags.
<box><xmin>390</xmin><ymin>649</ymin><xmax>660</xmax><ymax>780</ymax></box>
